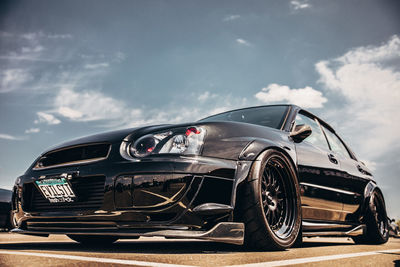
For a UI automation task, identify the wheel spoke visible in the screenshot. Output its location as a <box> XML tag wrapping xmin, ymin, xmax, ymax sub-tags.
<box><xmin>264</xmin><ymin>168</ymin><xmax>272</xmax><ymax>184</ymax></box>
<box><xmin>265</xmin><ymin>207</ymin><xmax>270</xmax><ymax>216</ymax></box>
<box><xmin>275</xmin><ymin>206</ymin><xmax>281</xmax><ymax>215</ymax></box>
<box><xmin>267</xmin><ymin>209</ymin><xmax>271</xmax><ymax>221</ymax></box>
<box><xmin>271</xmin><ymin>210</ymin><xmax>276</xmax><ymax>225</ymax></box>
<box><xmin>262</xmin><ymin>178</ymin><xmax>268</xmax><ymax>188</ymax></box>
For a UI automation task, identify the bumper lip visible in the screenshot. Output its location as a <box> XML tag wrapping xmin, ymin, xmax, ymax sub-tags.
<box><xmin>11</xmin><ymin>222</ymin><xmax>245</xmax><ymax>245</ymax></box>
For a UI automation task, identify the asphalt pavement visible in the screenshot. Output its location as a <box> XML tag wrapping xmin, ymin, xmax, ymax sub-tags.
<box><xmin>0</xmin><ymin>233</ymin><xmax>399</xmax><ymax>266</ymax></box>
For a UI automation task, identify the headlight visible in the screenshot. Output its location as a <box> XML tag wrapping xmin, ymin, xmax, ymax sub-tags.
<box><xmin>128</xmin><ymin>126</ymin><xmax>206</xmax><ymax>158</ymax></box>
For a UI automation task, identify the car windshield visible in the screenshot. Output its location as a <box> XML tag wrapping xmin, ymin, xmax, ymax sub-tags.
<box><xmin>199</xmin><ymin>105</ymin><xmax>289</xmax><ymax>129</ymax></box>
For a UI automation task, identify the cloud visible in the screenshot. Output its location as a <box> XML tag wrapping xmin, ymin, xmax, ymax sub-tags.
<box><xmin>25</xmin><ymin>128</ymin><xmax>40</xmax><ymax>134</ymax></box>
<box><xmin>47</xmin><ymin>33</ymin><xmax>73</xmax><ymax>39</ymax></box>
<box><xmin>21</xmin><ymin>45</ymin><xmax>44</xmax><ymax>53</ymax></box>
<box><xmin>316</xmin><ymin>35</ymin><xmax>400</xmax><ymax>159</ymax></box>
<box><xmin>223</xmin><ymin>15</ymin><xmax>241</xmax><ymax>22</ymax></box>
<box><xmin>51</xmin><ymin>86</ymin><xmax>182</xmax><ymax>127</ymax></box>
<box><xmin>37</xmin><ymin>85</ymin><xmax>250</xmax><ymax>129</ymax></box>
<box><xmin>0</xmin><ymin>31</ymin><xmax>73</xmax><ymax>64</ymax></box>
<box><xmin>0</xmin><ymin>133</ymin><xmax>24</xmax><ymax>141</ymax></box>
<box><xmin>84</xmin><ymin>63</ymin><xmax>109</xmax><ymax>69</ymax></box>
<box><xmin>0</xmin><ymin>30</ymin><xmax>122</xmax><ymax>98</ymax></box>
<box><xmin>0</xmin><ymin>69</ymin><xmax>33</xmax><ymax>93</ymax></box>
<box><xmin>35</xmin><ymin>112</ymin><xmax>61</xmax><ymax>125</ymax></box>
<box><xmin>290</xmin><ymin>0</ymin><xmax>311</xmax><ymax>10</ymax></box>
<box><xmin>198</xmin><ymin>91</ymin><xmax>217</xmax><ymax>101</ymax></box>
<box><xmin>337</xmin><ymin>35</ymin><xmax>400</xmax><ymax>65</ymax></box>
<box><xmin>53</xmin><ymin>86</ymin><xmax>138</xmax><ymax>123</ymax></box>
<box><xmin>20</xmin><ymin>32</ymin><xmax>72</xmax><ymax>40</ymax></box>
<box><xmin>255</xmin><ymin>83</ymin><xmax>327</xmax><ymax>108</ymax></box>
<box><xmin>114</xmin><ymin>52</ymin><xmax>126</xmax><ymax>63</ymax></box>
<box><xmin>236</xmin><ymin>38</ymin><xmax>251</xmax><ymax>47</ymax></box>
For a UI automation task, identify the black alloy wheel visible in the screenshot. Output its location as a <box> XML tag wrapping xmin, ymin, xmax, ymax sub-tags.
<box><xmin>239</xmin><ymin>149</ymin><xmax>301</xmax><ymax>250</ymax></box>
<box><xmin>261</xmin><ymin>159</ymin><xmax>296</xmax><ymax>240</ymax></box>
<box><xmin>352</xmin><ymin>190</ymin><xmax>389</xmax><ymax>244</ymax></box>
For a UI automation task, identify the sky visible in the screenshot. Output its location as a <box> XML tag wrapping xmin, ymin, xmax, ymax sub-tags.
<box><xmin>0</xmin><ymin>0</ymin><xmax>399</xmax><ymax>218</ymax></box>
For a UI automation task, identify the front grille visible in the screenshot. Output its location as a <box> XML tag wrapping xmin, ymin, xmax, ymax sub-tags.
<box><xmin>23</xmin><ymin>176</ymin><xmax>105</xmax><ymax>212</ymax></box>
<box><xmin>34</xmin><ymin>143</ymin><xmax>110</xmax><ymax>169</ymax></box>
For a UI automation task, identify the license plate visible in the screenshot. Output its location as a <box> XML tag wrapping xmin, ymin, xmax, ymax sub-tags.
<box><xmin>35</xmin><ymin>177</ymin><xmax>76</xmax><ymax>203</ymax></box>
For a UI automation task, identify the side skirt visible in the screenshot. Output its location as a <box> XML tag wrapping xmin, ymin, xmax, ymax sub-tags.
<box><xmin>302</xmin><ymin>221</ymin><xmax>365</xmax><ymax>237</ymax></box>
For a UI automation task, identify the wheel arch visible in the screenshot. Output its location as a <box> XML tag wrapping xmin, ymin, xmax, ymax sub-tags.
<box><xmin>238</xmin><ymin>138</ymin><xmax>298</xmax><ymax>182</ymax></box>
<box><xmin>359</xmin><ymin>181</ymin><xmax>387</xmax><ymax>222</ymax></box>
<box><xmin>233</xmin><ymin>139</ymin><xmax>299</xmax><ymax>209</ymax></box>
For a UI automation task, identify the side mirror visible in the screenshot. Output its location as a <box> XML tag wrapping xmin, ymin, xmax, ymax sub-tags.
<box><xmin>290</xmin><ymin>124</ymin><xmax>312</xmax><ymax>143</ymax></box>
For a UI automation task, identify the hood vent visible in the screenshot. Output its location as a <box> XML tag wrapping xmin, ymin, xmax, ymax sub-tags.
<box><xmin>34</xmin><ymin>143</ymin><xmax>111</xmax><ymax>169</ymax></box>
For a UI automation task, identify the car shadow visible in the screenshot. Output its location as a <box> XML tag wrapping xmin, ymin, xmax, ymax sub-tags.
<box><xmin>0</xmin><ymin>238</ymin><xmax>355</xmax><ymax>254</ymax></box>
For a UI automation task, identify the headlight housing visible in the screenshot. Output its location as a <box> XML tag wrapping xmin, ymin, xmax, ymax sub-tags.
<box><xmin>128</xmin><ymin>126</ymin><xmax>206</xmax><ymax>158</ymax></box>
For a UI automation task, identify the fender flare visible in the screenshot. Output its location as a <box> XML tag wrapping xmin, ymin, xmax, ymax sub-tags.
<box><xmin>360</xmin><ymin>181</ymin><xmax>387</xmax><ymax>221</ymax></box>
<box><xmin>239</xmin><ymin>139</ymin><xmax>298</xmax><ymax>182</ymax></box>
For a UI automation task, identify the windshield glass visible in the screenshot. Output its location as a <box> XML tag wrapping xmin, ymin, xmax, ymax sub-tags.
<box><xmin>199</xmin><ymin>105</ymin><xmax>289</xmax><ymax>129</ymax></box>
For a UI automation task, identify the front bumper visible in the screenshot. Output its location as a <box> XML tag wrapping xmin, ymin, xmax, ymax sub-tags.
<box><xmin>13</xmin><ymin>155</ymin><xmax>252</xmax><ymax>243</ymax></box>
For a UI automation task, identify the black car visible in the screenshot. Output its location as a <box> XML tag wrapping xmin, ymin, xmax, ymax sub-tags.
<box><xmin>11</xmin><ymin>105</ymin><xmax>389</xmax><ymax>250</ymax></box>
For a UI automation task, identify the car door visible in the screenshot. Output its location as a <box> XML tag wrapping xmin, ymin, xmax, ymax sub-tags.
<box><xmin>319</xmin><ymin>124</ymin><xmax>368</xmax><ymax>223</ymax></box>
<box><xmin>293</xmin><ymin>112</ymin><xmax>346</xmax><ymax>222</ymax></box>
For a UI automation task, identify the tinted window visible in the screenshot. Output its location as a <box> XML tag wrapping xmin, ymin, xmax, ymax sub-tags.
<box><xmin>295</xmin><ymin>113</ymin><xmax>329</xmax><ymax>150</ymax></box>
<box><xmin>321</xmin><ymin>125</ymin><xmax>352</xmax><ymax>159</ymax></box>
<box><xmin>199</xmin><ymin>105</ymin><xmax>288</xmax><ymax>129</ymax></box>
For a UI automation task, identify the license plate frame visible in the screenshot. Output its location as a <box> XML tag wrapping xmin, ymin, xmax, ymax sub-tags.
<box><xmin>35</xmin><ymin>176</ymin><xmax>76</xmax><ymax>203</ymax></box>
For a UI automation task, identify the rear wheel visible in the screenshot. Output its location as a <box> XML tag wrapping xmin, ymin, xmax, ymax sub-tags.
<box><xmin>239</xmin><ymin>149</ymin><xmax>301</xmax><ymax>250</ymax></box>
<box><xmin>352</xmin><ymin>190</ymin><xmax>389</xmax><ymax>244</ymax></box>
<box><xmin>67</xmin><ymin>235</ymin><xmax>119</xmax><ymax>245</ymax></box>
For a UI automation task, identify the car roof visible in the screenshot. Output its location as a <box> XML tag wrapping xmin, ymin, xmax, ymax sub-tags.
<box><xmin>199</xmin><ymin>104</ymin><xmax>336</xmax><ymax>133</ymax></box>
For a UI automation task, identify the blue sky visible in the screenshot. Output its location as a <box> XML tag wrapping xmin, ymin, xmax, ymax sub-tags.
<box><xmin>1</xmin><ymin>0</ymin><xmax>400</xmax><ymax>218</ymax></box>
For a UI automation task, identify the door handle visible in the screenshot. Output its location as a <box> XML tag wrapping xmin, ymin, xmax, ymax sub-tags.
<box><xmin>357</xmin><ymin>165</ymin><xmax>367</xmax><ymax>174</ymax></box>
<box><xmin>328</xmin><ymin>153</ymin><xmax>338</xmax><ymax>164</ymax></box>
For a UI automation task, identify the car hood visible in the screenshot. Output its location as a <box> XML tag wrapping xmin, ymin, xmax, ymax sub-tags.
<box><xmin>42</xmin><ymin>125</ymin><xmax>167</xmax><ymax>154</ymax></box>
<box><xmin>40</xmin><ymin>120</ymin><xmax>288</xmax><ymax>159</ymax></box>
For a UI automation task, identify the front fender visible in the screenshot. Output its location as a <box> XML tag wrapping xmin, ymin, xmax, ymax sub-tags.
<box><xmin>238</xmin><ymin>138</ymin><xmax>297</xmax><ymax>165</ymax></box>
<box><xmin>359</xmin><ymin>181</ymin><xmax>386</xmax><ymax>221</ymax></box>
<box><xmin>231</xmin><ymin>138</ymin><xmax>298</xmax><ymax>210</ymax></box>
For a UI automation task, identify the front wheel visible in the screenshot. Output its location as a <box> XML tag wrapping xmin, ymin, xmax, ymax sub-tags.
<box><xmin>67</xmin><ymin>235</ymin><xmax>119</xmax><ymax>245</ymax></box>
<box><xmin>238</xmin><ymin>149</ymin><xmax>302</xmax><ymax>250</ymax></box>
<box><xmin>352</xmin><ymin>190</ymin><xmax>389</xmax><ymax>244</ymax></box>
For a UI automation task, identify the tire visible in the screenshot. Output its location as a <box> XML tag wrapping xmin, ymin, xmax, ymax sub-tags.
<box><xmin>292</xmin><ymin>223</ymin><xmax>303</xmax><ymax>248</ymax></box>
<box><xmin>67</xmin><ymin>235</ymin><xmax>119</xmax><ymax>245</ymax></box>
<box><xmin>352</xmin><ymin>190</ymin><xmax>389</xmax><ymax>245</ymax></box>
<box><xmin>238</xmin><ymin>149</ymin><xmax>302</xmax><ymax>250</ymax></box>
<box><xmin>5</xmin><ymin>210</ymin><xmax>16</xmax><ymax>231</ymax></box>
